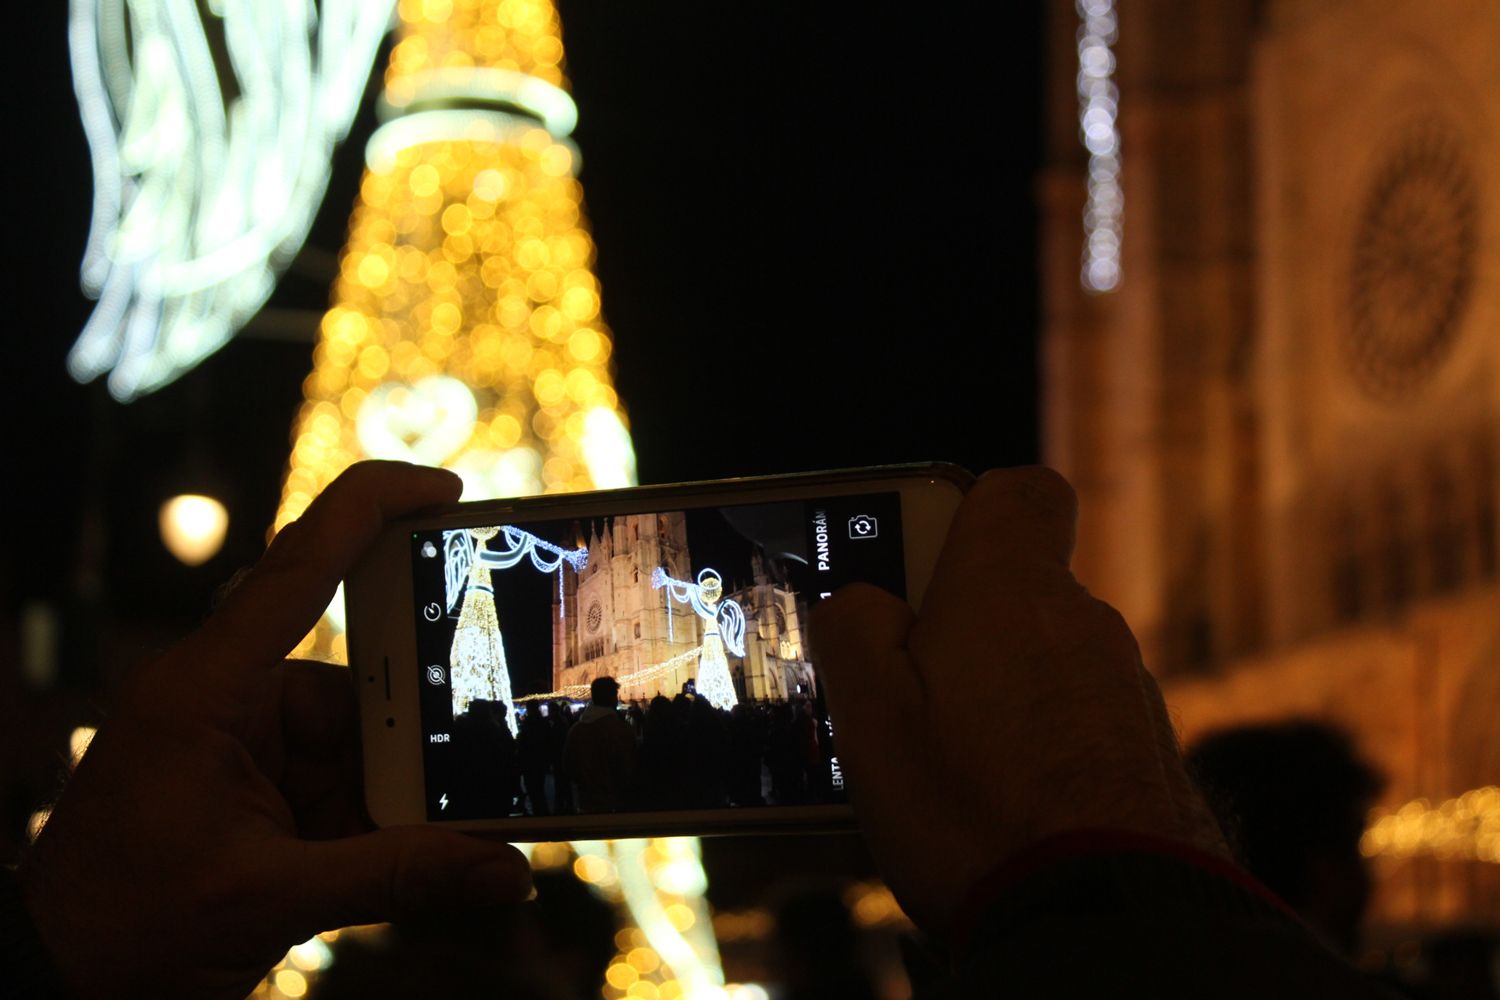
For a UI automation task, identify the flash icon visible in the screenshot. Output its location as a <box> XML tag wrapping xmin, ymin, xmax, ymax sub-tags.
<box><xmin>439</xmin><ymin>793</ymin><xmax>449</xmax><ymax>811</ymax></box>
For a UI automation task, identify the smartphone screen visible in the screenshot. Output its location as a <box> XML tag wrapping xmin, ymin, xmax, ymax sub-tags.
<box><xmin>407</xmin><ymin>490</ymin><xmax>906</xmax><ymax>822</ymax></box>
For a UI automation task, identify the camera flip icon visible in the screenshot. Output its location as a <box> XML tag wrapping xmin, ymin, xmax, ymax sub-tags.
<box><xmin>847</xmin><ymin>514</ymin><xmax>879</xmax><ymax>540</ymax></box>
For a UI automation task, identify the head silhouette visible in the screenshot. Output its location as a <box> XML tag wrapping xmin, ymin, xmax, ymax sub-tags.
<box><xmin>590</xmin><ymin>676</ymin><xmax>620</xmax><ymax>708</ymax></box>
<box><xmin>1187</xmin><ymin>720</ymin><xmax>1384</xmax><ymax>954</ymax></box>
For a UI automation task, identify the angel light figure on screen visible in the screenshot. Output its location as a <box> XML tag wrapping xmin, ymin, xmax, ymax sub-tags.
<box><xmin>446</xmin><ymin>525</ymin><xmax>588</xmax><ymax>736</ymax></box>
<box><xmin>651</xmin><ymin>567</ymin><xmax>746</xmax><ymax>710</ymax></box>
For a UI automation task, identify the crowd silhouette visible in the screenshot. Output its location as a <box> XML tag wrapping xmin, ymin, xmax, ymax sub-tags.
<box><xmin>450</xmin><ymin>679</ymin><xmax>839</xmax><ymax>817</ymax></box>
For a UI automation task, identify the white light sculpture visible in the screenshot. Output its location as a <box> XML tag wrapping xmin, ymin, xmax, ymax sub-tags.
<box><xmin>652</xmin><ymin>567</ymin><xmax>746</xmax><ymax>711</ymax></box>
<box><xmin>67</xmin><ymin>0</ymin><xmax>397</xmax><ymax>401</ymax></box>
<box><xmin>445</xmin><ymin>524</ymin><xmax>589</xmax><ymax>734</ymax></box>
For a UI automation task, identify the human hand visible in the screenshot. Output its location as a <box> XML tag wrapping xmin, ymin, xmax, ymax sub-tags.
<box><xmin>18</xmin><ymin>461</ymin><xmax>533</xmax><ymax>999</ymax></box>
<box><xmin>812</xmin><ymin>467</ymin><xmax>1227</xmax><ymax>942</ymax></box>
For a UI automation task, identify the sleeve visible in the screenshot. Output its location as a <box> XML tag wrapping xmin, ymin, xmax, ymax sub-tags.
<box><xmin>1</xmin><ymin>865</ymin><xmax>70</xmax><ymax>998</ymax></box>
<box><xmin>923</xmin><ymin>832</ymin><xmax>1404</xmax><ymax>1000</ymax></box>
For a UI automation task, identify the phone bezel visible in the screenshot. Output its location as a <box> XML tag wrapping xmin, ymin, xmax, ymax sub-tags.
<box><xmin>348</xmin><ymin>462</ymin><xmax>972</xmax><ymax>838</ymax></box>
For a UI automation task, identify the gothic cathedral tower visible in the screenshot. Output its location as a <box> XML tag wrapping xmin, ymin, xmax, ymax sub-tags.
<box><xmin>1041</xmin><ymin>0</ymin><xmax>1498</xmax><ymax>928</ymax></box>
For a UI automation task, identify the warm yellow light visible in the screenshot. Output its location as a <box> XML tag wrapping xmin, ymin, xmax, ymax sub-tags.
<box><xmin>574</xmin><ymin>853</ymin><xmax>617</xmax><ymax>885</ymax></box>
<box><xmin>605</xmin><ymin>962</ymin><xmax>639</xmax><ymax>989</ymax></box>
<box><xmin>1361</xmin><ymin>786</ymin><xmax>1500</xmax><ymax>863</ymax></box>
<box><xmin>273</xmin><ymin>969</ymin><xmax>308</xmax><ymax>997</ymax></box>
<box><xmin>27</xmin><ymin>809</ymin><xmax>50</xmax><ymax>842</ymax></box>
<box><xmin>530</xmin><ymin>841</ymin><xmax>571</xmax><ymax>869</ymax></box>
<box><xmin>266</xmin><ymin>2</ymin><xmax>719</xmax><ymax>995</ymax></box>
<box><xmin>159</xmin><ymin>494</ymin><xmax>229</xmax><ymax>566</ymax></box>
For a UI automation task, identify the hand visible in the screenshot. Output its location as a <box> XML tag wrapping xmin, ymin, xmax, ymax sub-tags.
<box><xmin>18</xmin><ymin>461</ymin><xmax>533</xmax><ymax>999</ymax></box>
<box><xmin>812</xmin><ymin>467</ymin><xmax>1227</xmax><ymax>942</ymax></box>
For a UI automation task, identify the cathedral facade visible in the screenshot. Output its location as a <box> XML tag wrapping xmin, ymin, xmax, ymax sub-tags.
<box><xmin>552</xmin><ymin>512</ymin><xmax>702</xmax><ymax>701</ymax></box>
<box><xmin>1041</xmin><ymin>0</ymin><xmax>1497</xmax><ymax>931</ymax></box>
<box><xmin>549</xmin><ymin>514</ymin><xmax>816</xmax><ymax>704</ymax></box>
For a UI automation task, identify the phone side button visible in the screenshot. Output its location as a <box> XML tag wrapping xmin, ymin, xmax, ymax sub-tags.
<box><xmin>383</xmin><ymin>655</ymin><xmax>392</xmax><ymax>700</ymax></box>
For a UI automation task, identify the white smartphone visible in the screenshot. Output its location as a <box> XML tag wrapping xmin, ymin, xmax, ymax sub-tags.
<box><xmin>346</xmin><ymin>463</ymin><xmax>971</xmax><ymax>840</ymax></box>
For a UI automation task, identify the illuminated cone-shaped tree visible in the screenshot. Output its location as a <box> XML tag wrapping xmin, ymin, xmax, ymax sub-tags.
<box><xmin>270</xmin><ymin>2</ymin><xmax>727</xmax><ymax>996</ymax></box>
<box><xmin>449</xmin><ymin>526</ymin><xmax>519</xmax><ymax>733</ymax></box>
<box><xmin>275</xmin><ymin>0</ymin><xmax>635</xmax><ymax>664</ymax></box>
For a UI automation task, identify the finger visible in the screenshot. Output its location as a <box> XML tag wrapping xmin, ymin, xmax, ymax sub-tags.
<box><xmin>279</xmin><ymin>660</ymin><xmax>360</xmax><ymax>757</ymax></box>
<box><xmin>193</xmin><ymin>462</ymin><xmax>461</xmax><ymax>682</ymax></box>
<box><xmin>277</xmin><ymin>828</ymin><xmax>533</xmax><ymax>934</ymax></box>
<box><xmin>940</xmin><ymin>466</ymin><xmax>1078</xmax><ymax>576</ymax></box>
<box><xmin>812</xmin><ymin>583</ymin><xmax>919</xmax><ymax>702</ymax></box>
<box><xmin>277</xmin><ymin>661</ymin><xmax>368</xmax><ymax>839</ymax></box>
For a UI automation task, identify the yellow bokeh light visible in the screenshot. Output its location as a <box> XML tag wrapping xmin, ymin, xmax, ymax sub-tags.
<box><xmin>530</xmin><ymin>841</ymin><xmax>572</xmax><ymax>869</ymax></box>
<box><xmin>356</xmin><ymin>254</ymin><xmax>390</xmax><ymax>288</ymax></box>
<box><xmin>1361</xmin><ymin>786</ymin><xmax>1500</xmax><ymax>863</ymax></box>
<box><xmin>605</xmin><ymin>962</ymin><xmax>639</xmax><ymax>989</ymax></box>
<box><xmin>574</xmin><ymin>854</ymin><xmax>617</xmax><ymax>885</ymax></box>
<box><xmin>408</xmin><ymin>163</ymin><xmax>442</xmax><ymax>196</ymax></box>
<box><xmin>159</xmin><ymin>494</ymin><xmax>230</xmax><ymax>567</ymax></box>
<box><xmin>273</xmin><ymin>970</ymin><xmax>308</xmax><ymax>998</ymax></box>
<box><xmin>441</xmin><ymin>202</ymin><xmax>473</xmax><ymax>235</ymax></box>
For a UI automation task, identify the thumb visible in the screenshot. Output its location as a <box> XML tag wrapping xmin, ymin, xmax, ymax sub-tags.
<box><xmin>811</xmin><ymin>583</ymin><xmax>923</xmax><ymax>785</ymax></box>
<box><xmin>278</xmin><ymin>828</ymin><xmax>533</xmax><ymax>933</ymax></box>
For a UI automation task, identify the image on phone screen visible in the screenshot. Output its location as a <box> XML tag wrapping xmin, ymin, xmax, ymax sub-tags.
<box><xmin>408</xmin><ymin>491</ymin><xmax>906</xmax><ymax>822</ymax></box>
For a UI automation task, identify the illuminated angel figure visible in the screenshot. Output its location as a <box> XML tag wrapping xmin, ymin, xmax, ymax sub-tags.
<box><xmin>66</xmin><ymin>0</ymin><xmax>395</xmax><ymax>400</ymax></box>
<box><xmin>446</xmin><ymin>525</ymin><xmax>589</xmax><ymax>735</ymax></box>
<box><xmin>651</xmin><ymin>567</ymin><xmax>746</xmax><ymax>710</ymax></box>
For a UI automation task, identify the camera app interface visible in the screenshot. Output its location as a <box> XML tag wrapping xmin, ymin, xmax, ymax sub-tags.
<box><xmin>410</xmin><ymin>491</ymin><xmax>905</xmax><ymax>821</ymax></box>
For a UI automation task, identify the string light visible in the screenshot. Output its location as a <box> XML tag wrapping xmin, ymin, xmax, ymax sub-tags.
<box><xmin>1360</xmin><ymin>786</ymin><xmax>1500</xmax><ymax>863</ymax></box>
<box><xmin>516</xmin><ymin>646</ymin><xmax>703</xmax><ymax>704</ymax></box>
<box><xmin>1076</xmin><ymin>0</ymin><xmax>1122</xmax><ymax>292</ymax></box>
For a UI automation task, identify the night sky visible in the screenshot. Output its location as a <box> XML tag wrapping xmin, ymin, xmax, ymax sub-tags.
<box><xmin>6</xmin><ymin>2</ymin><xmax>1043</xmax><ymax>656</ymax></box>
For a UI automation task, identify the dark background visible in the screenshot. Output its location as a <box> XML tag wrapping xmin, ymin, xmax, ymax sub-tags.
<box><xmin>4</xmin><ymin>1</ymin><xmax>1044</xmax><ymax>903</ymax></box>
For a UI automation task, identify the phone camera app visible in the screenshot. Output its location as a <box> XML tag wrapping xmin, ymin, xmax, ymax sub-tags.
<box><xmin>848</xmin><ymin>514</ymin><xmax>879</xmax><ymax>540</ymax></box>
